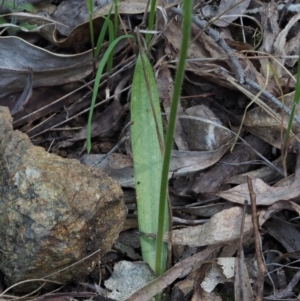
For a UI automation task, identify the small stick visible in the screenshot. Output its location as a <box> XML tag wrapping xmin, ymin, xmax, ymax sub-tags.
<box><xmin>247</xmin><ymin>176</ymin><xmax>266</xmax><ymax>301</ymax></box>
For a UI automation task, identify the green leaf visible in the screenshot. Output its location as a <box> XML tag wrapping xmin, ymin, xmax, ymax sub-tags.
<box><xmin>94</xmin><ymin>8</ymin><xmax>114</xmax><ymax>58</ymax></box>
<box><xmin>86</xmin><ymin>0</ymin><xmax>93</xmax><ymax>14</ymax></box>
<box><xmin>86</xmin><ymin>34</ymin><xmax>134</xmax><ymax>152</ymax></box>
<box><xmin>3</xmin><ymin>1</ymin><xmax>14</xmax><ymax>10</ymax></box>
<box><xmin>0</xmin><ymin>17</ymin><xmax>7</xmax><ymax>24</ymax></box>
<box><xmin>15</xmin><ymin>3</ymin><xmax>35</xmax><ymax>12</ymax></box>
<box><xmin>131</xmin><ymin>53</ymin><xmax>168</xmax><ymax>274</ymax></box>
<box><xmin>19</xmin><ymin>22</ymin><xmax>37</xmax><ymax>30</ymax></box>
<box><xmin>285</xmin><ymin>51</ymin><xmax>300</xmax><ymax>145</ymax></box>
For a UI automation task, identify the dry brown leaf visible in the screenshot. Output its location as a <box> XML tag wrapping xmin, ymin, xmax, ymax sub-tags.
<box><xmin>170</xmin><ymin>140</ymin><xmax>232</xmax><ymax>176</ymax></box>
<box><xmin>36</xmin><ymin>0</ymin><xmax>180</xmax><ymax>47</ymax></box>
<box><xmin>0</xmin><ymin>37</ymin><xmax>93</xmax><ymax>97</ymax></box>
<box><xmin>180</xmin><ymin>105</ymin><xmax>233</xmax><ymax>151</ymax></box>
<box><xmin>80</xmin><ymin>153</ymin><xmax>134</xmax><ymax>188</ymax></box>
<box><xmin>81</xmin><ymin>141</ymin><xmax>232</xmax><ymax>187</ymax></box>
<box><xmin>126</xmin><ymin>246</ymin><xmax>221</xmax><ymax>301</ymax></box>
<box><xmin>264</xmin><ymin>217</ymin><xmax>300</xmax><ymax>252</ymax></box>
<box><xmin>285</xmin><ymin>33</ymin><xmax>300</xmax><ymax>67</ymax></box>
<box><xmin>170</xmin><ymin>207</ymin><xmax>253</xmax><ymax>247</ymax></box>
<box><xmin>157</xmin><ymin>66</ymin><xmax>189</xmax><ymax>151</ymax></box>
<box><xmin>273</xmin><ymin>10</ymin><xmax>300</xmax><ymax>77</ymax></box>
<box><xmin>216</xmin><ymin>176</ymin><xmax>300</xmax><ymax>206</ymax></box>
<box><xmin>244</xmin><ymin>92</ymin><xmax>300</xmax><ymax>149</ymax></box>
<box><xmin>212</xmin><ymin>0</ymin><xmax>251</xmax><ymax>27</ymax></box>
<box><xmin>259</xmin><ymin>200</ymin><xmax>300</xmax><ymax>226</ymax></box>
<box><xmin>216</xmin><ymin>143</ymin><xmax>300</xmax><ymax>205</ymax></box>
<box><xmin>226</xmin><ymin>155</ymin><xmax>295</xmax><ymax>185</ymax></box>
<box><xmin>172</xmin><ymin>278</ymin><xmax>194</xmax><ymax>300</ymax></box>
<box><xmin>164</xmin><ymin>18</ymin><xmax>208</xmax><ymax>60</ymax></box>
<box><xmin>70</xmin><ymin>99</ymin><xmax>127</xmax><ymax>141</ymax></box>
<box><xmin>258</xmin><ymin>1</ymin><xmax>279</xmax><ymax>77</ymax></box>
<box><xmin>234</xmin><ymin>252</ymin><xmax>254</xmax><ymax>301</ymax></box>
<box><xmin>200</xmin><ymin>259</ymin><xmax>235</xmax><ymax>293</ymax></box>
<box><xmin>0</xmin><ymin>82</ymin><xmax>85</xmax><ymax>128</ymax></box>
<box><xmin>190</xmin><ymin>134</ymin><xmax>271</xmax><ymax>195</ymax></box>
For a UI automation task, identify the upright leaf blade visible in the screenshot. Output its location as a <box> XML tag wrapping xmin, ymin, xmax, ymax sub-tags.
<box><xmin>131</xmin><ymin>53</ymin><xmax>168</xmax><ymax>274</ymax></box>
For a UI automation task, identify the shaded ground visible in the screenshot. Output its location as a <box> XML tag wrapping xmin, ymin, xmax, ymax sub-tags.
<box><xmin>1</xmin><ymin>0</ymin><xmax>300</xmax><ymax>300</ymax></box>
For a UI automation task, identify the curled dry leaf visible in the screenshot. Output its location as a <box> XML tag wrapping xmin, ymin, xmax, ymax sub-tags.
<box><xmin>200</xmin><ymin>258</ymin><xmax>235</xmax><ymax>293</ymax></box>
<box><xmin>13</xmin><ymin>0</ymin><xmax>180</xmax><ymax>48</ymax></box>
<box><xmin>0</xmin><ymin>37</ymin><xmax>93</xmax><ymax>98</ymax></box>
<box><xmin>259</xmin><ymin>200</ymin><xmax>300</xmax><ymax>225</ymax></box>
<box><xmin>273</xmin><ymin>10</ymin><xmax>300</xmax><ymax>76</ymax></box>
<box><xmin>216</xmin><ymin>143</ymin><xmax>300</xmax><ymax>205</ymax></box>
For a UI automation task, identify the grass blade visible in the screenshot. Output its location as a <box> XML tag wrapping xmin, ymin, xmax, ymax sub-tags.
<box><xmin>284</xmin><ymin>53</ymin><xmax>300</xmax><ymax>145</ymax></box>
<box><xmin>86</xmin><ymin>34</ymin><xmax>133</xmax><ymax>152</ymax></box>
<box><xmin>156</xmin><ymin>1</ymin><xmax>193</xmax><ymax>275</ymax></box>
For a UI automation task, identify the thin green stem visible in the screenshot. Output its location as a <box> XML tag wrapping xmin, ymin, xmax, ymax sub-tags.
<box><xmin>87</xmin><ymin>0</ymin><xmax>95</xmax><ymax>71</ymax></box>
<box><xmin>86</xmin><ymin>35</ymin><xmax>133</xmax><ymax>152</ymax></box>
<box><xmin>284</xmin><ymin>53</ymin><xmax>300</xmax><ymax>146</ymax></box>
<box><xmin>146</xmin><ymin>0</ymin><xmax>156</xmax><ymax>46</ymax></box>
<box><xmin>113</xmin><ymin>0</ymin><xmax>119</xmax><ymax>38</ymax></box>
<box><xmin>155</xmin><ymin>1</ymin><xmax>193</xmax><ymax>276</ymax></box>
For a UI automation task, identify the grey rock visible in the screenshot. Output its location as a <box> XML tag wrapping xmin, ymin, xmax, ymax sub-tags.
<box><xmin>0</xmin><ymin>106</ymin><xmax>126</xmax><ymax>292</ymax></box>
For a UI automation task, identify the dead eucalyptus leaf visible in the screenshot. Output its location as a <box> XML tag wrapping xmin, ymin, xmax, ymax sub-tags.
<box><xmin>0</xmin><ymin>36</ymin><xmax>93</xmax><ymax>98</ymax></box>
<box><xmin>81</xmin><ymin>141</ymin><xmax>232</xmax><ymax>187</ymax></box>
<box><xmin>259</xmin><ymin>1</ymin><xmax>279</xmax><ymax>55</ymax></box>
<box><xmin>212</xmin><ymin>0</ymin><xmax>251</xmax><ymax>27</ymax></box>
<box><xmin>273</xmin><ymin>10</ymin><xmax>300</xmax><ymax>77</ymax></box>
<box><xmin>50</xmin><ymin>0</ymin><xmax>112</xmax><ymax>36</ymax></box>
<box><xmin>234</xmin><ymin>252</ymin><xmax>254</xmax><ymax>301</ymax></box>
<box><xmin>216</xmin><ymin>144</ymin><xmax>300</xmax><ymax>205</ymax></box>
<box><xmin>180</xmin><ymin>105</ymin><xmax>233</xmax><ymax>151</ymax></box>
<box><xmin>264</xmin><ymin>217</ymin><xmax>300</xmax><ymax>252</ymax></box>
<box><xmin>163</xmin><ymin>18</ymin><xmax>208</xmax><ymax>60</ymax></box>
<box><xmin>259</xmin><ymin>200</ymin><xmax>300</xmax><ymax>225</ymax></box>
<box><xmin>37</xmin><ymin>0</ymin><xmax>180</xmax><ymax>47</ymax></box>
<box><xmin>244</xmin><ymin>92</ymin><xmax>300</xmax><ymax>149</ymax></box>
<box><xmin>169</xmin><ymin>207</ymin><xmax>253</xmax><ymax>247</ymax></box>
<box><xmin>126</xmin><ymin>246</ymin><xmax>220</xmax><ymax>301</ymax></box>
<box><xmin>170</xmin><ymin>141</ymin><xmax>232</xmax><ymax>177</ymax></box>
<box><xmin>157</xmin><ymin>66</ymin><xmax>189</xmax><ymax>151</ymax></box>
<box><xmin>80</xmin><ymin>153</ymin><xmax>134</xmax><ymax>188</ymax></box>
<box><xmin>216</xmin><ymin>176</ymin><xmax>300</xmax><ymax>206</ymax></box>
<box><xmin>190</xmin><ymin>134</ymin><xmax>271</xmax><ymax>195</ymax></box>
